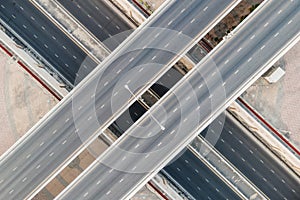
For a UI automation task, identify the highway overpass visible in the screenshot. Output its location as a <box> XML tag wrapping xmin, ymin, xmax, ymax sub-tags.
<box><xmin>55</xmin><ymin>0</ymin><xmax>300</xmax><ymax>199</ymax></box>
<box><xmin>115</xmin><ymin>70</ymin><xmax>300</xmax><ymax>199</ymax></box>
<box><xmin>0</xmin><ymin>0</ymin><xmax>241</xmax><ymax>199</ymax></box>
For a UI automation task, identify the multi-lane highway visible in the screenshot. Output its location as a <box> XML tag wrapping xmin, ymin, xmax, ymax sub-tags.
<box><xmin>58</xmin><ymin>0</ymin><xmax>132</xmax><ymax>50</ymax></box>
<box><xmin>164</xmin><ymin>112</ymin><xmax>300</xmax><ymax>200</ymax></box>
<box><xmin>112</xmin><ymin>66</ymin><xmax>183</xmax><ymax>132</ymax></box>
<box><xmin>0</xmin><ymin>0</ymin><xmax>241</xmax><ymax>199</ymax></box>
<box><xmin>162</xmin><ymin>149</ymin><xmax>241</xmax><ymax>200</ymax></box>
<box><xmin>114</xmin><ymin>68</ymin><xmax>299</xmax><ymax>199</ymax></box>
<box><xmin>0</xmin><ymin>0</ymin><xmax>97</xmax><ymax>85</ymax></box>
<box><xmin>204</xmin><ymin>112</ymin><xmax>300</xmax><ymax>199</ymax></box>
<box><xmin>56</xmin><ymin>0</ymin><xmax>300</xmax><ymax>199</ymax></box>
<box><xmin>113</xmin><ymin>66</ymin><xmax>242</xmax><ymax>199</ymax></box>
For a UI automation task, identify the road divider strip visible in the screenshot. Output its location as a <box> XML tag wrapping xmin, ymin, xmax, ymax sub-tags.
<box><xmin>0</xmin><ymin>29</ymin><xmax>67</xmax><ymax>100</ymax></box>
<box><xmin>229</xmin><ymin>100</ymin><xmax>300</xmax><ymax>177</ymax></box>
<box><xmin>29</xmin><ymin>0</ymin><xmax>108</xmax><ymax>64</ymax></box>
<box><xmin>189</xmin><ymin>136</ymin><xmax>268</xmax><ymax>200</ymax></box>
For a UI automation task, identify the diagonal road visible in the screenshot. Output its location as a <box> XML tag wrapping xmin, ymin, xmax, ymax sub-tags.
<box><xmin>55</xmin><ymin>0</ymin><xmax>300</xmax><ymax>199</ymax></box>
<box><xmin>204</xmin><ymin>113</ymin><xmax>300</xmax><ymax>199</ymax></box>
<box><xmin>0</xmin><ymin>0</ymin><xmax>241</xmax><ymax>199</ymax></box>
<box><xmin>165</xmin><ymin>113</ymin><xmax>300</xmax><ymax>200</ymax></box>
<box><xmin>57</xmin><ymin>0</ymin><xmax>132</xmax><ymax>50</ymax></box>
<box><xmin>0</xmin><ymin>0</ymin><xmax>97</xmax><ymax>85</ymax></box>
<box><xmin>115</xmin><ymin>70</ymin><xmax>299</xmax><ymax>199</ymax></box>
<box><xmin>161</xmin><ymin>148</ymin><xmax>242</xmax><ymax>200</ymax></box>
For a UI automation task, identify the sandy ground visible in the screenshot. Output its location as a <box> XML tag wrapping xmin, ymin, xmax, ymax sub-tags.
<box><xmin>206</xmin><ymin>0</ymin><xmax>264</xmax><ymax>46</ymax></box>
<box><xmin>242</xmin><ymin>41</ymin><xmax>300</xmax><ymax>150</ymax></box>
<box><xmin>281</xmin><ymin>42</ymin><xmax>300</xmax><ymax>148</ymax></box>
<box><xmin>136</xmin><ymin>0</ymin><xmax>165</xmax><ymax>12</ymax></box>
<box><xmin>0</xmin><ymin>50</ymin><xmax>58</xmax><ymax>155</ymax></box>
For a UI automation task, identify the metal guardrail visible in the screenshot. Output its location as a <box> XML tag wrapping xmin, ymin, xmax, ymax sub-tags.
<box><xmin>190</xmin><ymin>135</ymin><xmax>268</xmax><ymax>200</ymax></box>
<box><xmin>30</xmin><ymin>0</ymin><xmax>110</xmax><ymax>62</ymax></box>
<box><xmin>0</xmin><ymin>18</ymin><xmax>73</xmax><ymax>90</ymax></box>
<box><xmin>160</xmin><ymin>170</ymin><xmax>194</xmax><ymax>200</ymax></box>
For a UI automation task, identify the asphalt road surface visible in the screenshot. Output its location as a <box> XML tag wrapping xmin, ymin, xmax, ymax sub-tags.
<box><xmin>58</xmin><ymin>0</ymin><xmax>132</xmax><ymax>50</ymax></box>
<box><xmin>202</xmin><ymin>113</ymin><xmax>300</xmax><ymax>199</ymax></box>
<box><xmin>0</xmin><ymin>0</ymin><xmax>240</xmax><ymax>199</ymax></box>
<box><xmin>0</xmin><ymin>0</ymin><xmax>97</xmax><ymax>85</ymax></box>
<box><xmin>112</xmin><ymin>66</ymin><xmax>183</xmax><ymax>132</ymax></box>
<box><xmin>115</xmin><ymin>72</ymin><xmax>299</xmax><ymax>199</ymax></box>
<box><xmin>56</xmin><ymin>1</ymin><xmax>300</xmax><ymax>199</ymax></box>
<box><xmin>162</xmin><ymin>149</ymin><xmax>241</xmax><ymax>200</ymax></box>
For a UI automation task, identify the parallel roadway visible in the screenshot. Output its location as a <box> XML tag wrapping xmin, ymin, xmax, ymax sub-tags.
<box><xmin>58</xmin><ymin>0</ymin><xmax>132</xmax><ymax>50</ymax></box>
<box><xmin>0</xmin><ymin>0</ymin><xmax>241</xmax><ymax>199</ymax></box>
<box><xmin>0</xmin><ymin>0</ymin><xmax>97</xmax><ymax>85</ymax></box>
<box><xmin>56</xmin><ymin>1</ymin><xmax>300</xmax><ymax>199</ymax></box>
